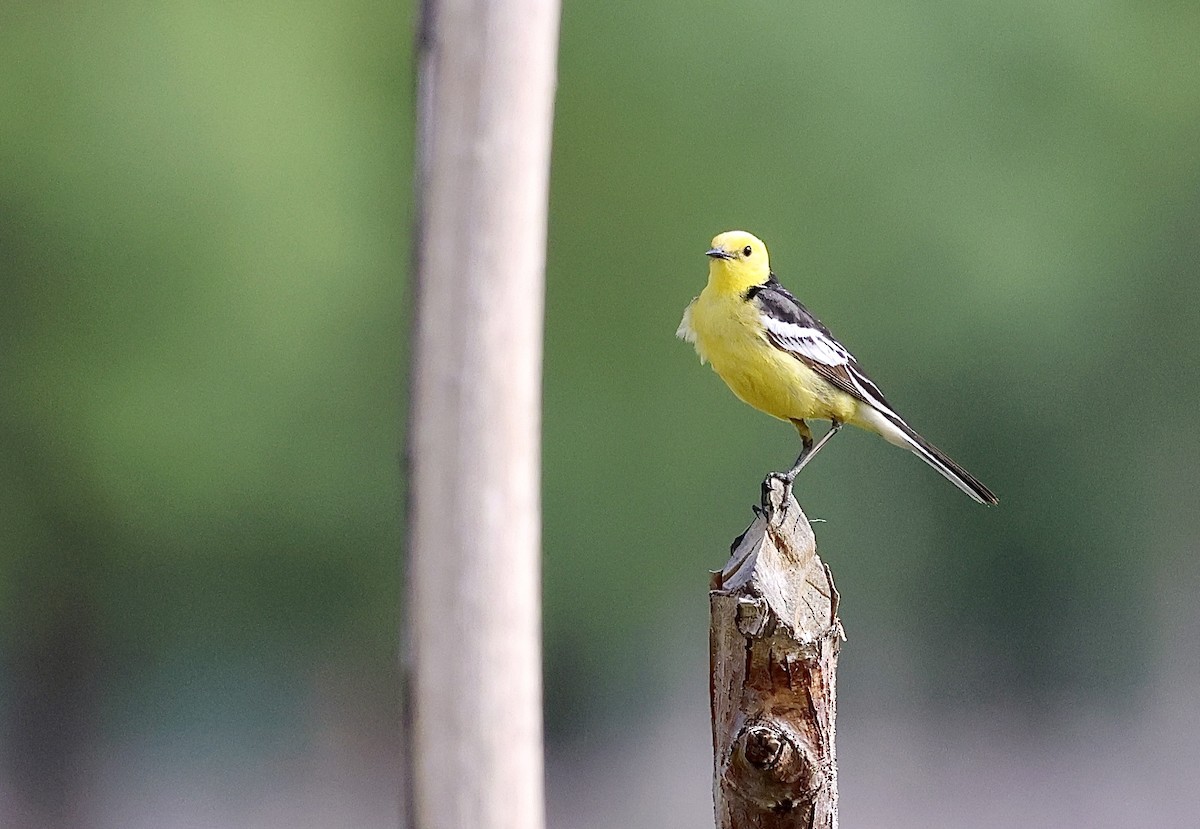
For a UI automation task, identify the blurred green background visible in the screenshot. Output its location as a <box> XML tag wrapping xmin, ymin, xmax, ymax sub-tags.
<box><xmin>3</xmin><ymin>1</ymin><xmax>1199</xmax><ymax>827</ymax></box>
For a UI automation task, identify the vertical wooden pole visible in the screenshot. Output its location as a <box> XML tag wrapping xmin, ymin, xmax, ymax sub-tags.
<box><xmin>710</xmin><ymin>478</ymin><xmax>844</xmax><ymax>828</ymax></box>
<box><xmin>407</xmin><ymin>0</ymin><xmax>559</xmax><ymax>827</ymax></box>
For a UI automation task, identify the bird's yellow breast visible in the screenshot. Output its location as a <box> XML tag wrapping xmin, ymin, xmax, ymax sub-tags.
<box><xmin>683</xmin><ymin>287</ymin><xmax>860</xmax><ymax>425</ymax></box>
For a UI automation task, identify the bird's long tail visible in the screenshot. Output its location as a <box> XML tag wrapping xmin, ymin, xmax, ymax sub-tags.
<box><xmin>901</xmin><ymin>424</ymin><xmax>998</xmax><ymax>505</ymax></box>
<box><xmin>860</xmin><ymin>407</ymin><xmax>998</xmax><ymax>505</ymax></box>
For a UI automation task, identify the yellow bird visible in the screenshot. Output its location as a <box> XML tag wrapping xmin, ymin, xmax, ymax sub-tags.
<box><xmin>677</xmin><ymin>230</ymin><xmax>997</xmax><ymax>505</ymax></box>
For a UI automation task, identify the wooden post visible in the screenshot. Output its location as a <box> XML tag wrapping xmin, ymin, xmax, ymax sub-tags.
<box><xmin>406</xmin><ymin>0</ymin><xmax>559</xmax><ymax>827</ymax></box>
<box><xmin>710</xmin><ymin>477</ymin><xmax>844</xmax><ymax>828</ymax></box>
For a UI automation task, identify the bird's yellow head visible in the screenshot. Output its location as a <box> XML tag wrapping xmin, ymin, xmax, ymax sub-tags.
<box><xmin>705</xmin><ymin>230</ymin><xmax>771</xmax><ymax>292</ymax></box>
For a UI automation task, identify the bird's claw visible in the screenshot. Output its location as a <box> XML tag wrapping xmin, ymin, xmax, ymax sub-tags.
<box><xmin>761</xmin><ymin>472</ymin><xmax>795</xmax><ymax>510</ymax></box>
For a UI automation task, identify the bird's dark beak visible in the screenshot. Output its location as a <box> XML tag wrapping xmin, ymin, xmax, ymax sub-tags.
<box><xmin>706</xmin><ymin>247</ymin><xmax>734</xmax><ymax>260</ymax></box>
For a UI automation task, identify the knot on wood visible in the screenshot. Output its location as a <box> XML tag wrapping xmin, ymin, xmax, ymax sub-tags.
<box><xmin>743</xmin><ymin>723</ymin><xmax>785</xmax><ymax>769</ymax></box>
<box><xmin>725</xmin><ymin>718</ymin><xmax>822</xmax><ymax>808</ymax></box>
<box><xmin>735</xmin><ymin>597</ymin><xmax>771</xmax><ymax>637</ymax></box>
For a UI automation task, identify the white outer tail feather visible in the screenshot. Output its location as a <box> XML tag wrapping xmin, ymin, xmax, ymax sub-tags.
<box><xmin>858</xmin><ymin>407</ymin><xmax>996</xmax><ymax>505</ymax></box>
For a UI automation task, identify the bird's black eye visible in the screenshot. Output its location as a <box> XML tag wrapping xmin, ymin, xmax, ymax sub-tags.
<box><xmin>742</xmin><ymin>245</ymin><xmax>753</xmax><ymax>257</ymax></box>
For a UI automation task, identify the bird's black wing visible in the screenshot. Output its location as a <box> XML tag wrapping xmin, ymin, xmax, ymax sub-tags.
<box><xmin>747</xmin><ymin>275</ymin><xmax>903</xmax><ymax>421</ymax></box>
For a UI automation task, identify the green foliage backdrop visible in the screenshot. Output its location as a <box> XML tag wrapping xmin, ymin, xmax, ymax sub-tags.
<box><xmin>2</xmin><ymin>0</ymin><xmax>1198</xmax><ymax>819</ymax></box>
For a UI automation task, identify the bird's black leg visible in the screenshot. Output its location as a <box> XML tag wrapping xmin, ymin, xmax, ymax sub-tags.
<box><xmin>779</xmin><ymin>419</ymin><xmax>842</xmax><ymax>484</ymax></box>
<box><xmin>764</xmin><ymin>420</ymin><xmax>815</xmax><ymax>502</ymax></box>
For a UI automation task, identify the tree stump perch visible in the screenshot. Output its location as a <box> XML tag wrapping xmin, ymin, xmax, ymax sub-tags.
<box><xmin>710</xmin><ymin>477</ymin><xmax>844</xmax><ymax>828</ymax></box>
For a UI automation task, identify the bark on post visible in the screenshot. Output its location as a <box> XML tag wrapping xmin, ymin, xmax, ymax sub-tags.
<box><xmin>406</xmin><ymin>1</ymin><xmax>559</xmax><ymax>828</ymax></box>
<box><xmin>710</xmin><ymin>477</ymin><xmax>844</xmax><ymax>828</ymax></box>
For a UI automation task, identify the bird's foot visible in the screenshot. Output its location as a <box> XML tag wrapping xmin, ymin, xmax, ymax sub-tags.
<box><xmin>762</xmin><ymin>472</ymin><xmax>795</xmax><ymax>510</ymax></box>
